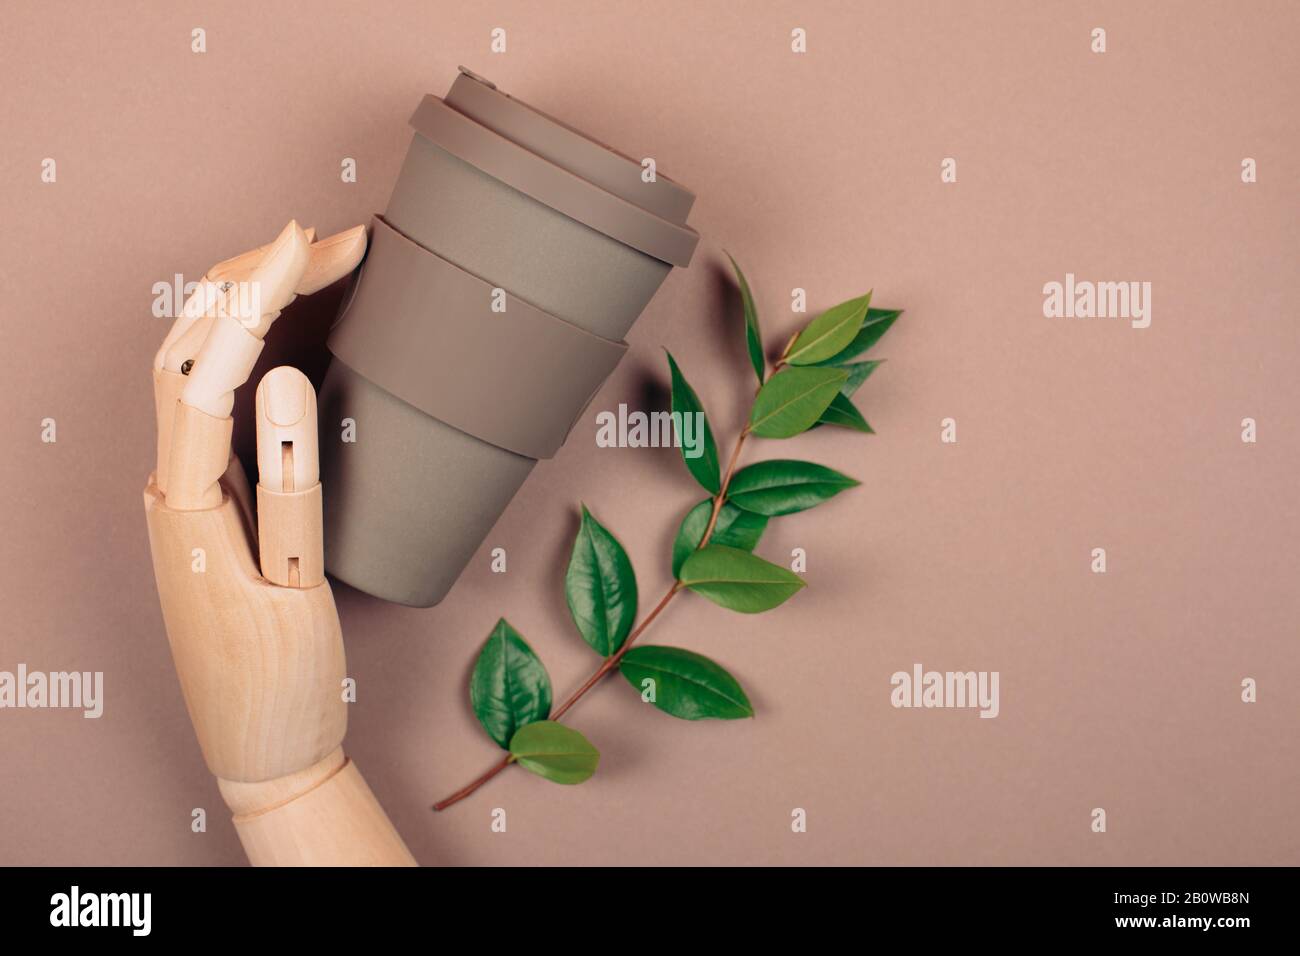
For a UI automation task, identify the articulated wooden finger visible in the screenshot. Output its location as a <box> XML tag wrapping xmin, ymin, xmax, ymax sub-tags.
<box><xmin>154</xmin><ymin>278</ymin><xmax>224</xmax><ymax>374</ymax></box>
<box><xmin>153</xmin><ymin>367</ymin><xmax>186</xmax><ymax>496</ymax></box>
<box><xmin>180</xmin><ymin>315</ymin><xmax>267</xmax><ymax>420</ymax></box>
<box><xmin>152</xmin><ymin>223</ymin><xmax>365</xmax><ymax>492</ymax></box>
<box><xmin>256</xmin><ymin>367</ymin><xmax>323</xmax><ymax>587</ymax></box>
<box><xmin>257</xmin><ymin>485</ymin><xmax>323</xmax><ymax>587</ymax></box>
<box><xmin>155</xmin><ymin>223</ymin><xmax>365</xmax><ymax>380</ymax></box>
<box><xmin>177</xmin><ymin>221</ymin><xmax>309</xmax><ymax>417</ymax></box>
<box><xmin>206</xmin><ymin>224</ymin><xmax>366</xmax><ymax>297</ymax></box>
<box><xmin>229</xmin><ymin>219</ymin><xmax>311</xmax><ymax>340</ymax></box>
<box><xmin>165</xmin><ymin>402</ymin><xmax>233</xmax><ymax>511</ymax></box>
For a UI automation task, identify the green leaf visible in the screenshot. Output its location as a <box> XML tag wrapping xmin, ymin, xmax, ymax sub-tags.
<box><xmin>678</xmin><ymin>544</ymin><xmax>806</xmax><ymax>613</ymax></box>
<box><xmin>671</xmin><ymin>499</ymin><xmax>769</xmax><ymax>577</ymax></box>
<box><xmin>812</xmin><ymin>308</ymin><xmax>901</xmax><ymax>366</ymax></box>
<box><xmin>749</xmin><ymin>366</ymin><xmax>848</xmax><ymax>438</ymax></box>
<box><xmin>620</xmin><ymin>646</ymin><xmax>754</xmax><ymax>720</ymax></box>
<box><xmin>508</xmin><ymin>721</ymin><xmax>599</xmax><ymax>785</ymax></box>
<box><xmin>469</xmin><ymin>619</ymin><xmax>553</xmax><ymax>749</ymax></box>
<box><xmin>666</xmin><ymin>351</ymin><xmax>721</xmax><ymax>494</ymax></box>
<box><xmin>565</xmin><ymin>506</ymin><xmax>638</xmax><ymax>656</ymax></box>
<box><xmin>726</xmin><ymin>253</ymin><xmax>765</xmax><ymax>384</ymax></box>
<box><xmin>785</xmin><ymin>292</ymin><xmax>872</xmax><ymax>365</ymax></box>
<box><xmin>812</xmin><ymin>360</ymin><xmax>879</xmax><ymax>430</ymax></box>
<box><xmin>839</xmin><ymin>360</ymin><xmax>882</xmax><ymax>397</ymax></box>
<box><xmin>726</xmin><ymin>459</ymin><xmax>860</xmax><ymax>516</ymax></box>
<box><xmin>815</xmin><ymin>393</ymin><xmax>874</xmax><ymax>432</ymax></box>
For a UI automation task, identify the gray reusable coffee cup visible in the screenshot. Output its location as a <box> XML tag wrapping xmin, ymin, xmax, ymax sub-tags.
<box><xmin>320</xmin><ymin>68</ymin><xmax>699</xmax><ymax>607</ymax></box>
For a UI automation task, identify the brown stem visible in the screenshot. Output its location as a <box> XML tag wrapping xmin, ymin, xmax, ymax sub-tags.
<box><xmin>551</xmin><ymin>581</ymin><xmax>681</xmax><ymax>721</ymax></box>
<box><xmin>431</xmin><ymin>754</ymin><xmax>513</xmax><ymax>811</ymax></box>
<box><xmin>433</xmin><ymin>582</ymin><xmax>683</xmax><ymax>811</ymax></box>
<box><xmin>777</xmin><ymin>330</ymin><xmax>798</xmax><ymax>364</ymax></box>
<box><xmin>699</xmin><ymin>428</ymin><xmax>750</xmax><ymax>544</ymax></box>
<box><xmin>433</xmin><ymin>361</ymin><xmax>763</xmax><ymax>811</ymax></box>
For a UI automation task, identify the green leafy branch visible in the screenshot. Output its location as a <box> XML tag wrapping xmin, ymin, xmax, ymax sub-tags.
<box><xmin>432</xmin><ymin>258</ymin><xmax>902</xmax><ymax>810</ymax></box>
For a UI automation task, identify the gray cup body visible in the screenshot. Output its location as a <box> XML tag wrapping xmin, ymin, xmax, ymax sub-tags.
<box><xmin>321</xmin><ymin>72</ymin><xmax>697</xmax><ymax>608</ymax></box>
<box><xmin>320</xmin><ymin>359</ymin><xmax>536</xmax><ymax>608</ymax></box>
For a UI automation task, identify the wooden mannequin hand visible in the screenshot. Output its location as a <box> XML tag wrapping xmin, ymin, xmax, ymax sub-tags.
<box><xmin>144</xmin><ymin>221</ymin><xmax>414</xmax><ymax>866</ymax></box>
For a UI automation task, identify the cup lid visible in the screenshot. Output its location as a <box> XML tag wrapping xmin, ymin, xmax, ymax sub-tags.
<box><xmin>446</xmin><ymin>67</ymin><xmax>695</xmax><ymax>225</ymax></box>
<box><xmin>408</xmin><ymin>72</ymin><xmax>699</xmax><ymax>267</ymax></box>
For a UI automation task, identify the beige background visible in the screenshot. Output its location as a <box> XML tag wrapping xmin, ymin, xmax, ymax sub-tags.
<box><xmin>1</xmin><ymin>0</ymin><xmax>1297</xmax><ymax>865</ymax></box>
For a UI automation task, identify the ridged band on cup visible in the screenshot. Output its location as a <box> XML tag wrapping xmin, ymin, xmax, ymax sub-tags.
<box><xmin>326</xmin><ymin>216</ymin><xmax>628</xmax><ymax>461</ymax></box>
<box><xmin>409</xmin><ymin>95</ymin><xmax>699</xmax><ymax>267</ymax></box>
